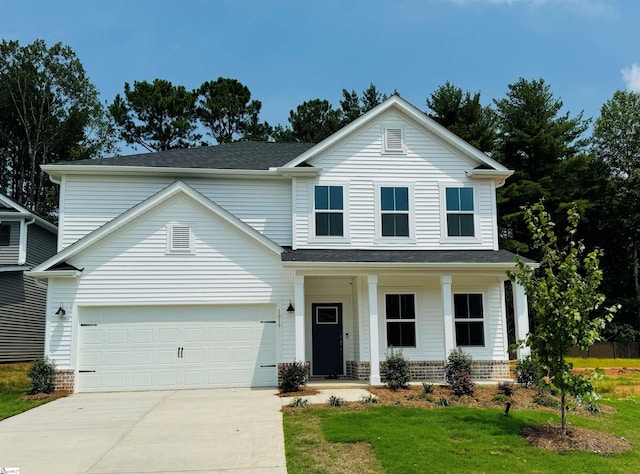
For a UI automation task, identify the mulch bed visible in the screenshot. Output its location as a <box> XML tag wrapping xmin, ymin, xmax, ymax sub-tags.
<box><xmin>19</xmin><ymin>390</ymin><xmax>69</xmax><ymax>401</ymax></box>
<box><xmin>522</xmin><ymin>424</ymin><xmax>631</xmax><ymax>454</ymax></box>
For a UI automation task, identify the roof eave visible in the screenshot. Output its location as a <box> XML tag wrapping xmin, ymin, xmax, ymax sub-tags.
<box><xmin>466</xmin><ymin>169</ymin><xmax>514</xmax><ymax>187</ymax></box>
<box><xmin>26</xmin><ymin>269</ymin><xmax>82</xmax><ymax>279</ymax></box>
<box><xmin>282</xmin><ymin>260</ymin><xmax>537</xmax><ymax>270</ymax></box>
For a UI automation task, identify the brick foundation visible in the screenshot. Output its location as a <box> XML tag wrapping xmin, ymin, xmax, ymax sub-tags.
<box><xmin>55</xmin><ymin>369</ymin><xmax>75</xmax><ymax>393</ymax></box>
<box><xmin>345</xmin><ymin>359</ymin><xmax>510</xmax><ymax>382</ymax></box>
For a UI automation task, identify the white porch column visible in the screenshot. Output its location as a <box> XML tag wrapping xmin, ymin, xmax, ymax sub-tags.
<box><xmin>441</xmin><ymin>275</ymin><xmax>455</xmax><ymax>356</ymax></box>
<box><xmin>512</xmin><ymin>281</ymin><xmax>531</xmax><ymax>359</ymax></box>
<box><xmin>367</xmin><ymin>275</ymin><xmax>381</xmax><ymax>385</ymax></box>
<box><xmin>294</xmin><ymin>274</ymin><xmax>306</xmax><ymax>362</ymax></box>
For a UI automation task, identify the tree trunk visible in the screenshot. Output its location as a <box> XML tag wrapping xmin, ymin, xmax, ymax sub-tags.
<box><xmin>634</xmin><ymin>242</ymin><xmax>640</xmax><ymax>327</ymax></box>
<box><xmin>561</xmin><ymin>392</ymin><xmax>567</xmax><ymax>435</ymax></box>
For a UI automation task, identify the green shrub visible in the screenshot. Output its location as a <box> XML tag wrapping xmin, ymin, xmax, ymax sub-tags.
<box><xmin>436</xmin><ymin>396</ymin><xmax>452</xmax><ymax>407</ymax></box>
<box><xmin>279</xmin><ymin>361</ymin><xmax>307</xmax><ymax>393</ymax></box>
<box><xmin>361</xmin><ymin>394</ymin><xmax>379</xmax><ymax>404</ymax></box>
<box><xmin>327</xmin><ymin>395</ymin><xmax>346</xmax><ymax>407</ymax></box>
<box><xmin>289</xmin><ymin>397</ymin><xmax>308</xmax><ymax>408</ymax></box>
<box><xmin>532</xmin><ymin>392</ymin><xmax>559</xmax><ymax>408</ymax></box>
<box><xmin>422</xmin><ymin>382</ymin><xmax>435</xmax><ymax>395</ymax></box>
<box><xmin>492</xmin><ymin>393</ymin><xmax>511</xmax><ymax>404</ymax></box>
<box><xmin>381</xmin><ymin>348</ymin><xmax>411</xmax><ymax>390</ymax></box>
<box><xmin>28</xmin><ymin>357</ymin><xmax>56</xmax><ymax>394</ymax></box>
<box><xmin>445</xmin><ymin>348</ymin><xmax>472</xmax><ymax>384</ymax></box>
<box><xmin>497</xmin><ymin>381</ymin><xmax>516</xmax><ymax>396</ymax></box>
<box><xmin>449</xmin><ymin>371</ymin><xmax>475</xmax><ymax>397</ymax></box>
<box><xmin>515</xmin><ymin>355</ymin><xmax>543</xmax><ymax>388</ymax></box>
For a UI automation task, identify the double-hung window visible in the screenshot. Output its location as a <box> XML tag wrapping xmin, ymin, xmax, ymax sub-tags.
<box><xmin>446</xmin><ymin>187</ymin><xmax>475</xmax><ymax>237</ymax></box>
<box><xmin>454</xmin><ymin>293</ymin><xmax>484</xmax><ymax>346</ymax></box>
<box><xmin>314</xmin><ymin>185</ymin><xmax>343</xmax><ymax>237</ymax></box>
<box><xmin>381</xmin><ymin>186</ymin><xmax>409</xmax><ymax>237</ymax></box>
<box><xmin>385</xmin><ymin>294</ymin><xmax>416</xmax><ymax>347</ymax></box>
<box><xmin>0</xmin><ymin>224</ymin><xmax>10</xmax><ymax>246</ymax></box>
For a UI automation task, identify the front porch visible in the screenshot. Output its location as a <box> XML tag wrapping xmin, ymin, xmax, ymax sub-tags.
<box><xmin>283</xmin><ymin>269</ymin><xmax>529</xmax><ymax>385</ymax></box>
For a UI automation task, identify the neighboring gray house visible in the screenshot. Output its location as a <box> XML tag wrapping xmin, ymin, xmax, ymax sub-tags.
<box><xmin>0</xmin><ymin>193</ymin><xmax>57</xmax><ymax>362</ymax></box>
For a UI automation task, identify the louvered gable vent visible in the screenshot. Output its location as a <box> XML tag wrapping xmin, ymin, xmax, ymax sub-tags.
<box><xmin>168</xmin><ymin>225</ymin><xmax>193</xmax><ymax>252</ymax></box>
<box><xmin>384</xmin><ymin>128</ymin><xmax>404</xmax><ymax>152</ymax></box>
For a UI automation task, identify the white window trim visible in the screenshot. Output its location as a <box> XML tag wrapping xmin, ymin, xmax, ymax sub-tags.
<box><xmin>439</xmin><ymin>183</ymin><xmax>481</xmax><ymax>244</ymax></box>
<box><xmin>308</xmin><ymin>181</ymin><xmax>350</xmax><ymax>244</ymax></box>
<box><xmin>382</xmin><ymin>290</ymin><xmax>418</xmax><ymax>349</ymax></box>
<box><xmin>381</xmin><ymin>127</ymin><xmax>406</xmax><ymax>154</ymax></box>
<box><xmin>166</xmin><ymin>224</ymin><xmax>195</xmax><ymax>254</ymax></box>
<box><xmin>374</xmin><ymin>182</ymin><xmax>415</xmax><ymax>244</ymax></box>
<box><xmin>453</xmin><ymin>292</ymin><xmax>486</xmax><ymax>348</ymax></box>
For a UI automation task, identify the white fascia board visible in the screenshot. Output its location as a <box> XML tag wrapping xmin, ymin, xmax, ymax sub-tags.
<box><xmin>30</xmin><ymin>180</ymin><xmax>282</xmax><ymax>273</ymax></box>
<box><xmin>271</xmin><ymin>167</ymin><xmax>323</xmax><ymax>177</ymax></box>
<box><xmin>0</xmin><ymin>265</ymin><xmax>30</xmax><ymax>273</ymax></box>
<box><xmin>41</xmin><ymin>164</ymin><xmax>281</xmax><ymax>181</ymax></box>
<box><xmin>0</xmin><ymin>212</ymin><xmax>56</xmax><ymax>234</ymax></box>
<box><xmin>466</xmin><ymin>169</ymin><xmax>514</xmax><ymax>188</ymax></box>
<box><xmin>25</xmin><ymin>270</ymin><xmax>81</xmax><ymax>279</ymax></box>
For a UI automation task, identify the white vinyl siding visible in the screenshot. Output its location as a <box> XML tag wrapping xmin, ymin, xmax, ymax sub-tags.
<box><xmin>293</xmin><ymin>113</ymin><xmax>497</xmax><ymax>249</ymax></box>
<box><xmin>59</xmin><ymin>176</ymin><xmax>292</xmax><ymax>250</ymax></box>
<box><xmin>46</xmin><ymin>195</ymin><xmax>294</xmax><ymax>368</ymax></box>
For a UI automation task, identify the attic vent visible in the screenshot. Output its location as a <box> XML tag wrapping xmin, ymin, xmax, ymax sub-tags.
<box><xmin>384</xmin><ymin>128</ymin><xmax>404</xmax><ymax>153</ymax></box>
<box><xmin>168</xmin><ymin>225</ymin><xmax>193</xmax><ymax>253</ymax></box>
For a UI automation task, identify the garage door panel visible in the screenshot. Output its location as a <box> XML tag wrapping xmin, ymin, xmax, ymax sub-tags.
<box><xmin>78</xmin><ymin>305</ymin><xmax>277</xmax><ymax>392</ymax></box>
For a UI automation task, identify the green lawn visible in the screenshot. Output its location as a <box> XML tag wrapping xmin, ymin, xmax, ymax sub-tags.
<box><xmin>567</xmin><ymin>357</ymin><xmax>640</xmax><ymax>368</ymax></box>
<box><xmin>0</xmin><ymin>362</ymin><xmax>50</xmax><ymax>421</ymax></box>
<box><xmin>284</xmin><ymin>399</ymin><xmax>640</xmax><ymax>473</ymax></box>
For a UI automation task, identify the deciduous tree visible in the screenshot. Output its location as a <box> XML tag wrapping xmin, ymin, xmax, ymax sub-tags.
<box><xmin>510</xmin><ymin>201</ymin><xmax>617</xmax><ymax>435</ymax></box>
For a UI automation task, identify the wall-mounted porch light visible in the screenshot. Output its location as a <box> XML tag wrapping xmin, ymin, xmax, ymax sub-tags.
<box><xmin>55</xmin><ymin>304</ymin><xmax>66</xmax><ymax>316</ymax></box>
<box><xmin>286</xmin><ymin>301</ymin><xmax>295</xmax><ymax>313</ymax></box>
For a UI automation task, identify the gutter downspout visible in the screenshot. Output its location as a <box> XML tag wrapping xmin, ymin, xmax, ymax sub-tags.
<box><xmin>18</xmin><ymin>217</ymin><xmax>36</xmax><ymax>265</ymax></box>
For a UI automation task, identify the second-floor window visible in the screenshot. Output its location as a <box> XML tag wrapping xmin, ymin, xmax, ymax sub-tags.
<box><xmin>314</xmin><ymin>185</ymin><xmax>343</xmax><ymax>237</ymax></box>
<box><xmin>381</xmin><ymin>186</ymin><xmax>409</xmax><ymax>237</ymax></box>
<box><xmin>446</xmin><ymin>187</ymin><xmax>474</xmax><ymax>237</ymax></box>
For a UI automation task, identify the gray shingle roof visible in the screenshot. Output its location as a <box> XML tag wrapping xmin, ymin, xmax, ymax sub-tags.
<box><xmin>69</xmin><ymin>142</ymin><xmax>316</xmax><ymax>170</ymax></box>
<box><xmin>281</xmin><ymin>249</ymin><xmax>533</xmax><ymax>265</ymax></box>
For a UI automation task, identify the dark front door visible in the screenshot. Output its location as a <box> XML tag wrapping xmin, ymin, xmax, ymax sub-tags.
<box><xmin>311</xmin><ymin>303</ymin><xmax>343</xmax><ymax>376</ymax></box>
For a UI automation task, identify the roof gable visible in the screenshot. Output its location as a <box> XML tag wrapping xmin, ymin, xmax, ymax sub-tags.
<box><xmin>29</xmin><ymin>181</ymin><xmax>282</xmax><ymax>274</ymax></box>
<box><xmin>0</xmin><ymin>193</ymin><xmax>57</xmax><ymax>233</ymax></box>
<box><xmin>280</xmin><ymin>95</ymin><xmax>509</xmax><ymax>173</ymax></box>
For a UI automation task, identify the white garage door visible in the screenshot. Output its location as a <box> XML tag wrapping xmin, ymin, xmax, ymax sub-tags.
<box><xmin>77</xmin><ymin>305</ymin><xmax>277</xmax><ymax>392</ymax></box>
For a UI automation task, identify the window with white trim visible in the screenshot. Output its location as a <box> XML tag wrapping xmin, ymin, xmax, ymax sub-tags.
<box><xmin>454</xmin><ymin>293</ymin><xmax>484</xmax><ymax>346</ymax></box>
<box><xmin>385</xmin><ymin>294</ymin><xmax>416</xmax><ymax>347</ymax></box>
<box><xmin>167</xmin><ymin>225</ymin><xmax>194</xmax><ymax>253</ymax></box>
<box><xmin>384</xmin><ymin>128</ymin><xmax>405</xmax><ymax>153</ymax></box>
<box><xmin>446</xmin><ymin>187</ymin><xmax>475</xmax><ymax>237</ymax></box>
<box><xmin>381</xmin><ymin>186</ymin><xmax>409</xmax><ymax>237</ymax></box>
<box><xmin>314</xmin><ymin>185</ymin><xmax>343</xmax><ymax>237</ymax></box>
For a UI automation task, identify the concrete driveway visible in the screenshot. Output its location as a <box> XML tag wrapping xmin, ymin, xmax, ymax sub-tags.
<box><xmin>0</xmin><ymin>388</ymin><xmax>287</xmax><ymax>473</ymax></box>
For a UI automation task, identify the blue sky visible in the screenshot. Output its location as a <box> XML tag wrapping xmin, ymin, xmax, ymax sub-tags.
<box><xmin>2</xmin><ymin>0</ymin><xmax>639</xmax><ymax>151</ymax></box>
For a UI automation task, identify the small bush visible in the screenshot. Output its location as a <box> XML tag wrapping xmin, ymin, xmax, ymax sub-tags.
<box><xmin>532</xmin><ymin>392</ymin><xmax>559</xmax><ymax>408</ymax></box>
<box><xmin>289</xmin><ymin>397</ymin><xmax>308</xmax><ymax>408</ymax></box>
<box><xmin>436</xmin><ymin>396</ymin><xmax>452</xmax><ymax>407</ymax></box>
<box><xmin>361</xmin><ymin>394</ymin><xmax>379</xmax><ymax>404</ymax></box>
<box><xmin>445</xmin><ymin>348</ymin><xmax>472</xmax><ymax>384</ymax></box>
<box><xmin>327</xmin><ymin>395</ymin><xmax>346</xmax><ymax>407</ymax></box>
<box><xmin>381</xmin><ymin>348</ymin><xmax>411</xmax><ymax>390</ymax></box>
<box><xmin>497</xmin><ymin>381</ymin><xmax>516</xmax><ymax>397</ymax></box>
<box><xmin>28</xmin><ymin>357</ymin><xmax>56</xmax><ymax>394</ymax></box>
<box><xmin>279</xmin><ymin>361</ymin><xmax>307</xmax><ymax>393</ymax></box>
<box><xmin>515</xmin><ymin>355</ymin><xmax>543</xmax><ymax>388</ymax></box>
<box><xmin>449</xmin><ymin>371</ymin><xmax>475</xmax><ymax>397</ymax></box>
<box><xmin>492</xmin><ymin>393</ymin><xmax>511</xmax><ymax>404</ymax></box>
<box><xmin>586</xmin><ymin>402</ymin><xmax>602</xmax><ymax>414</ymax></box>
<box><xmin>422</xmin><ymin>382</ymin><xmax>435</xmax><ymax>395</ymax></box>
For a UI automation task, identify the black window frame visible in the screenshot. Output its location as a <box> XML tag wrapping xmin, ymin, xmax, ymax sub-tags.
<box><xmin>385</xmin><ymin>293</ymin><xmax>416</xmax><ymax>348</ymax></box>
<box><xmin>453</xmin><ymin>293</ymin><xmax>485</xmax><ymax>346</ymax></box>
<box><xmin>314</xmin><ymin>185</ymin><xmax>344</xmax><ymax>237</ymax></box>
<box><xmin>380</xmin><ymin>186</ymin><xmax>410</xmax><ymax>237</ymax></box>
<box><xmin>445</xmin><ymin>187</ymin><xmax>475</xmax><ymax>237</ymax></box>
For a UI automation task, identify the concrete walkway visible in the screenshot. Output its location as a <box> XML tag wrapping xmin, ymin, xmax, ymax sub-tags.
<box><xmin>0</xmin><ymin>388</ymin><xmax>286</xmax><ymax>474</ymax></box>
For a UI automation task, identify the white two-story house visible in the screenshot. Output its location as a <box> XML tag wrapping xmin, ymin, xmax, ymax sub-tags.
<box><xmin>28</xmin><ymin>96</ymin><xmax>531</xmax><ymax>393</ymax></box>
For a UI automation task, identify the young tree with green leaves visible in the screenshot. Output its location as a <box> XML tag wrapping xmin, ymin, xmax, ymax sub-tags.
<box><xmin>197</xmin><ymin>77</ymin><xmax>271</xmax><ymax>143</ymax></box>
<box><xmin>0</xmin><ymin>39</ymin><xmax>115</xmax><ymax>216</ymax></box>
<box><xmin>510</xmin><ymin>202</ymin><xmax>617</xmax><ymax>435</ymax></box>
<box><xmin>109</xmin><ymin>79</ymin><xmax>200</xmax><ymax>152</ymax></box>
